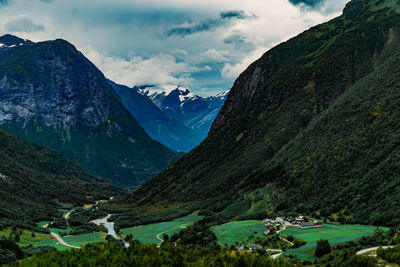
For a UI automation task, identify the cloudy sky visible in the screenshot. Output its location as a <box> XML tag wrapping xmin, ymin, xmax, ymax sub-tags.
<box><xmin>0</xmin><ymin>0</ymin><xmax>349</xmax><ymax>96</ymax></box>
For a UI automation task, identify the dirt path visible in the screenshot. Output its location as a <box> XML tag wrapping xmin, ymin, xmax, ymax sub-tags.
<box><xmin>51</xmin><ymin>232</ymin><xmax>80</xmax><ymax>249</ymax></box>
<box><xmin>156</xmin><ymin>224</ymin><xmax>187</xmax><ymax>246</ymax></box>
<box><xmin>356</xmin><ymin>246</ymin><xmax>394</xmax><ymax>256</ymax></box>
<box><xmin>64</xmin><ymin>210</ymin><xmax>73</xmax><ymax>219</ymax></box>
<box><xmin>280</xmin><ymin>236</ymin><xmax>294</xmax><ymax>246</ymax></box>
<box><xmin>271</xmin><ymin>252</ymin><xmax>283</xmax><ymax>259</ymax></box>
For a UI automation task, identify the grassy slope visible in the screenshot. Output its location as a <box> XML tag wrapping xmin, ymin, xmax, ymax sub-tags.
<box><xmin>281</xmin><ymin>224</ymin><xmax>387</xmax><ymax>261</ymax></box>
<box><xmin>117</xmin><ymin>0</ymin><xmax>400</xmax><ymax>226</ymax></box>
<box><xmin>120</xmin><ymin>215</ymin><xmax>202</xmax><ymax>244</ymax></box>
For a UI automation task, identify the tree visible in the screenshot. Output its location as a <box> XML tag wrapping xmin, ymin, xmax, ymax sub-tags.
<box><xmin>315</xmin><ymin>239</ymin><xmax>331</xmax><ymax>257</ymax></box>
<box><xmin>125</xmin><ymin>234</ymin><xmax>133</xmax><ymax>243</ymax></box>
<box><xmin>163</xmin><ymin>233</ymin><xmax>169</xmax><ymax>241</ymax></box>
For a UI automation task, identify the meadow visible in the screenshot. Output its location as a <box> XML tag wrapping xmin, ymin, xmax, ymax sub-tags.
<box><xmin>211</xmin><ymin>220</ymin><xmax>266</xmax><ymax>245</ymax></box>
<box><xmin>21</xmin><ymin>231</ymin><xmax>105</xmax><ymax>250</ymax></box>
<box><xmin>281</xmin><ymin>224</ymin><xmax>388</xmax><ymax>262</ymax></box>
<box><xmin>121</xmin><ymin>215</ymin><xmax>202</xmax><ymax>244</ymax></box>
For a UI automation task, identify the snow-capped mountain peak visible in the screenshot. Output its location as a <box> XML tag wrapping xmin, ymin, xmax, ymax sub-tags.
<box><xmin>0</xmin><ymin>34</ymin><xmax>33</xmax><ymax>49</ymax></box>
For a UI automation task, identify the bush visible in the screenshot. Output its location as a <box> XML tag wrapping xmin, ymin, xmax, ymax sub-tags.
<box><xmin>315</xmin><ymin>239</ymin><xmax>331</xmax><ymax>257</ymax></box>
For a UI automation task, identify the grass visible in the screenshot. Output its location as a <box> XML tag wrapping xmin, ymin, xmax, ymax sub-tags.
<box><xmin>212</xmin><ymin>220</ymin><xmax>266</xmax><ymax>245</ymax></box>
<box><xmin>0</xmin><ymin>228</ymin><xmax>52</xmax><ymax>245</ymax></box>
<box><xmin>21</xmin><ymin>232</ymin><xmax>105</xmax><ymax>250</ymax></box>
<box><xmin>36</xmin><ymin>221</ymin><xmax>51</xmax><ymax>228</ymax></box>
<box><xmin>280</xmin><ymin>224</ymin><xmax>388</xmax><ymax>262</ymax></box>
<box><xmin>62</xmin><ymin>232</ymin><xmax>105</xmax><ymax>247</ymax></box>
<box><xmin>120</xmin><ymin>215</ymin><xmax>202</xmax><ymax>244</ymax></box>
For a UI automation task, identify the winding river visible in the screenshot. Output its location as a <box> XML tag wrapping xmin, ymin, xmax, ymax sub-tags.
<box><xmin>92</xmin><ymin>214</ymin><xmax>129</xmax><ymax>248</ymax></box>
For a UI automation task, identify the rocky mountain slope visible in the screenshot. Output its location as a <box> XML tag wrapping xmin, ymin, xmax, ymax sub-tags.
<box><xmin>140</xmin><ymin>86</ymin><xmax>228</xmax><ymax>146</ymax></box>
<box><xmin>0</xmin><ymin>129</ymin><xmax>121</xmax><ymax>229</ymax></box>
<box><xmin>109</xmin><ymin>81</ymin><xmax>202</xmax><ymax>152</ymax></box>
<box><xmin>0</xmin><ymin>34</ymin><xmax>180</xmax><ymax>187</ymax></box>
<box><xmin>121</xmin><ymin>0</ymin><xmax>400</xmax><ymax>226</ymax></box>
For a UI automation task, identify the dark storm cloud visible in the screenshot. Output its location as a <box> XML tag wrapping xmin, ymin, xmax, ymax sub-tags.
<box><xmin>220</xmin><ymin>10</ymin><xmax>249</xmax><ymax>20</ymax></box>
<box><xmin>289</xmin><ymin>0</ymin><xmax>326</xmax><ymax>8</ymax></box>
<box><xmin>167</xmin><ymin>10</ymin><xmax>254</xmax><ymax>38</ymax></box>
<box><xmin>167</xmin><ymin>20</ymin><xmax>222</xmax><ymax>37</ymax></box>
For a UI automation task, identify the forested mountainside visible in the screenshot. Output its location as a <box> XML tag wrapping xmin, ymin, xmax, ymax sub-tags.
<box><xmin>109</xmin><ymin>81</ymin><xmax>202</xmax><ymax>152</ymax></box>
<box><xmin>0</xmin><ymin>129</ymin><xmax>121</xmax><ymax>229</ymax></box>
<box><xmin>0</xmin><ymin>34</ymin><xmax>180</xmax><ymax>187</ymax></box>
<box><xmin>140</xmin><ymin>86</ymin><xmax>228</xmax><ymax>150</ymax></box>
<box><xmin>120</xmin><ymin>0</ymin><xmax>400</xmax><ymax>226</ymax></box>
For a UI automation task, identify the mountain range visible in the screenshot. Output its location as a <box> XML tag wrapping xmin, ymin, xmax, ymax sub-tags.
<box><xmin>0</xmin><ymin>34</ymin><xmax>180</xmax><ymax>188</ymax></box>
<box><xmin>139</xmin><ymin>85</ymin><xmax>229</xmax><ymax>150</ymax></box>
<box><xmin>109</xmin><ymin>82</ymin><xmax>203</xmax><ymax>152</ymax></box>
<box><xmin>121</xmin><ymin>0</ymin><xmax>400</xmax><ymax>227</ymax></box>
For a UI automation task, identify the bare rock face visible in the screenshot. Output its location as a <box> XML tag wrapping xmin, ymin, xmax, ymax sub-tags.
<box><xmin>0</xmin><ymin>35</ymin><xmax>180</xmax><ymax>187</ymax></box>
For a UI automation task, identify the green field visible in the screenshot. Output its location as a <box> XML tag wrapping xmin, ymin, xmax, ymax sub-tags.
<box><xmin>21</xmin><ymin>232</ymin><xmax>105</xmax><ymax>251</ymax></box>
<box><xmin>281</xmin><ymin>224</ymin><xmax>388</xmax><ymax>262</ymax></box>
<box><xmin>121</xmin><ymin>215</ymin><xmax>202</xmax><ymax>244</ymax></box>
<box><xmin>212</xmin><ymin>220</ymin><xmax>266</xmax><ymax>245</ymax></box>
<box><xmin>0</xmin><ymin>228</ymin><xmax>53</xmax><ymax>245</ymax></box>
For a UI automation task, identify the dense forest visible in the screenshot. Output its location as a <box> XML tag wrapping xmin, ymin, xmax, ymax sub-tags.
<box><xmin>10</xmin><ymin>241</ymin><xmax>301</xmax><ymax>267</ymax></box>
<box><xmin>0</xmin><ymin>129</ymin><xmax>122</xmax><ymax>230</ymax></box>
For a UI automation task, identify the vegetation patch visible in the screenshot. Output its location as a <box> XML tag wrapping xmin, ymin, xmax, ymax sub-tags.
<box><xmin>120</xmin><ymin>215</ymin><xmax>202</xmax><ymax>244</ymax></box>
<box><xmin>281</xmin><ymin>224</ymin><xmax>387</xmax><ymax>262</ymax></box>
<box><xmin>212</xmin><ymin>220</ymin><xmax>266</xmax><ymax>245</ymax></box>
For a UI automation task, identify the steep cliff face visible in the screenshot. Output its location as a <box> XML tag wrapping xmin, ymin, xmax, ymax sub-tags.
<box><xmin>0</xmin><ymin>35</ymin><xmax>180</xmax><ymax>187</ymax></box>
<box><xmin>121</xmin><ymin>0</ymin><xmax>400</xmax><ymax>226</ymax></box>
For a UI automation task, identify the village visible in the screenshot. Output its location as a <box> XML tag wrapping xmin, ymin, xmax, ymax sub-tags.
<box><xmin>235</xmin><ymin>216</ymin><xmax>322</xmax><ymax>253</ymax></box>
<box><xmin>263</xmin><ymin>216</ymin><xmax>322</xmax><ymax>235</ymax></box>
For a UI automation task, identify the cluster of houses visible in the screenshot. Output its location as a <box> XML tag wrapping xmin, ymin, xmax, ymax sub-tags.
<box><xmin>263</xmin><ymin>218</ymin><xmax>276</xmax><ymax>235</ymax></box>
<box><xmin>288</xmin><ymin>216</ymin><xmax>322</xmax><ymax>228</ymax></box>
<box><xmin>263</xmin><ymin>216</ymin><xmax>322</xmax><ymax>235</ymax></box>
<box><xmin>236</xmin><ymin>243</ymin><xmax>263</xmax><ymax>252</ymax></box>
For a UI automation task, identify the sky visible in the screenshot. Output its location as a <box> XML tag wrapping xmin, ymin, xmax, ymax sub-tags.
<box><xmin>0</xmin><ymin>0</ymin><xmax>349</xmax><ymax>96</ymax></box>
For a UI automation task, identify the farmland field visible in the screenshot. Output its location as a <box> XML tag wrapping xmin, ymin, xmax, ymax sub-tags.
<box><xmin>20</xmin><ymin>232</ymin><xmax>105</xmax><ymax>250</ymax></box>
<box><xmin>212</xmin><ymin>220</ymin><xmax>266</xmax><ymax>245</ymax></box>
<box><xmin>0</xmin><ymin>228</ymin><xmax>52</xmax><ymax>245</ymax></box>
<box><xmin>281</xmin><ymin>224</ymin><xmax>388</xmax><ymax>262</ymax></box>
<box><xmin>121</xmin><ymin>215</ymin><xmax>202</xmax><ymax>244</ymax></box>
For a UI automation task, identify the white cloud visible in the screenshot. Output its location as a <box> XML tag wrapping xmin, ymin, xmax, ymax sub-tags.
<box><xmin>83</xmin><ymin>46</ymin><xmax>201</xmax><ymax>87</ymax></box>
<box><xmin>201</xmin><ymin>49</ymin><xmax>227</xmax><ymax>62</ymax></box>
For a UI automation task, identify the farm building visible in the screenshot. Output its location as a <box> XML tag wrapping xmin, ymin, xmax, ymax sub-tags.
<box><xmin>249</xmin><ymin>244</ymin><xmax>263</xmax><ymax>251</ymax></box>
<box><xmin>236</xmin><ymin>244</ymin><xmax>245</xmax><ymax>251</ymax></box>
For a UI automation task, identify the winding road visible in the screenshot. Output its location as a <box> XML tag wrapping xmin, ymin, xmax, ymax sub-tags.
<box><xmin>356</xmin><ymin>246</ymin><xmax>394</xmax><ymax>256</ymax></box>
<box><xmin>50</xmin><ymin>232</ymin><xmax>81</xmax><ymax>249</ymax></box>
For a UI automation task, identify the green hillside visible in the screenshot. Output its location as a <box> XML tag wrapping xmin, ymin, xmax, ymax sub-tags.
<box><xmin>0</xmin><ymin>129</ymin><xmax>121</xmax><ymax>229</ymax></box>
<box><xmin>118</xmin><ymin>0</ymin><xmax>400</xmax><ymax>226</ymax></box>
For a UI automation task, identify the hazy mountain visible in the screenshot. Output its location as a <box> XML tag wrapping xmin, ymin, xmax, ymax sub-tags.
<box><xmin>109</xmin><ymin>81</ymin><xmax>202</xmax><ymax>152</ymax></box>
<box><xmin>139</xmin><ymin>85</ymin><xmax>229</xmax><ymax>145</ymax></box>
